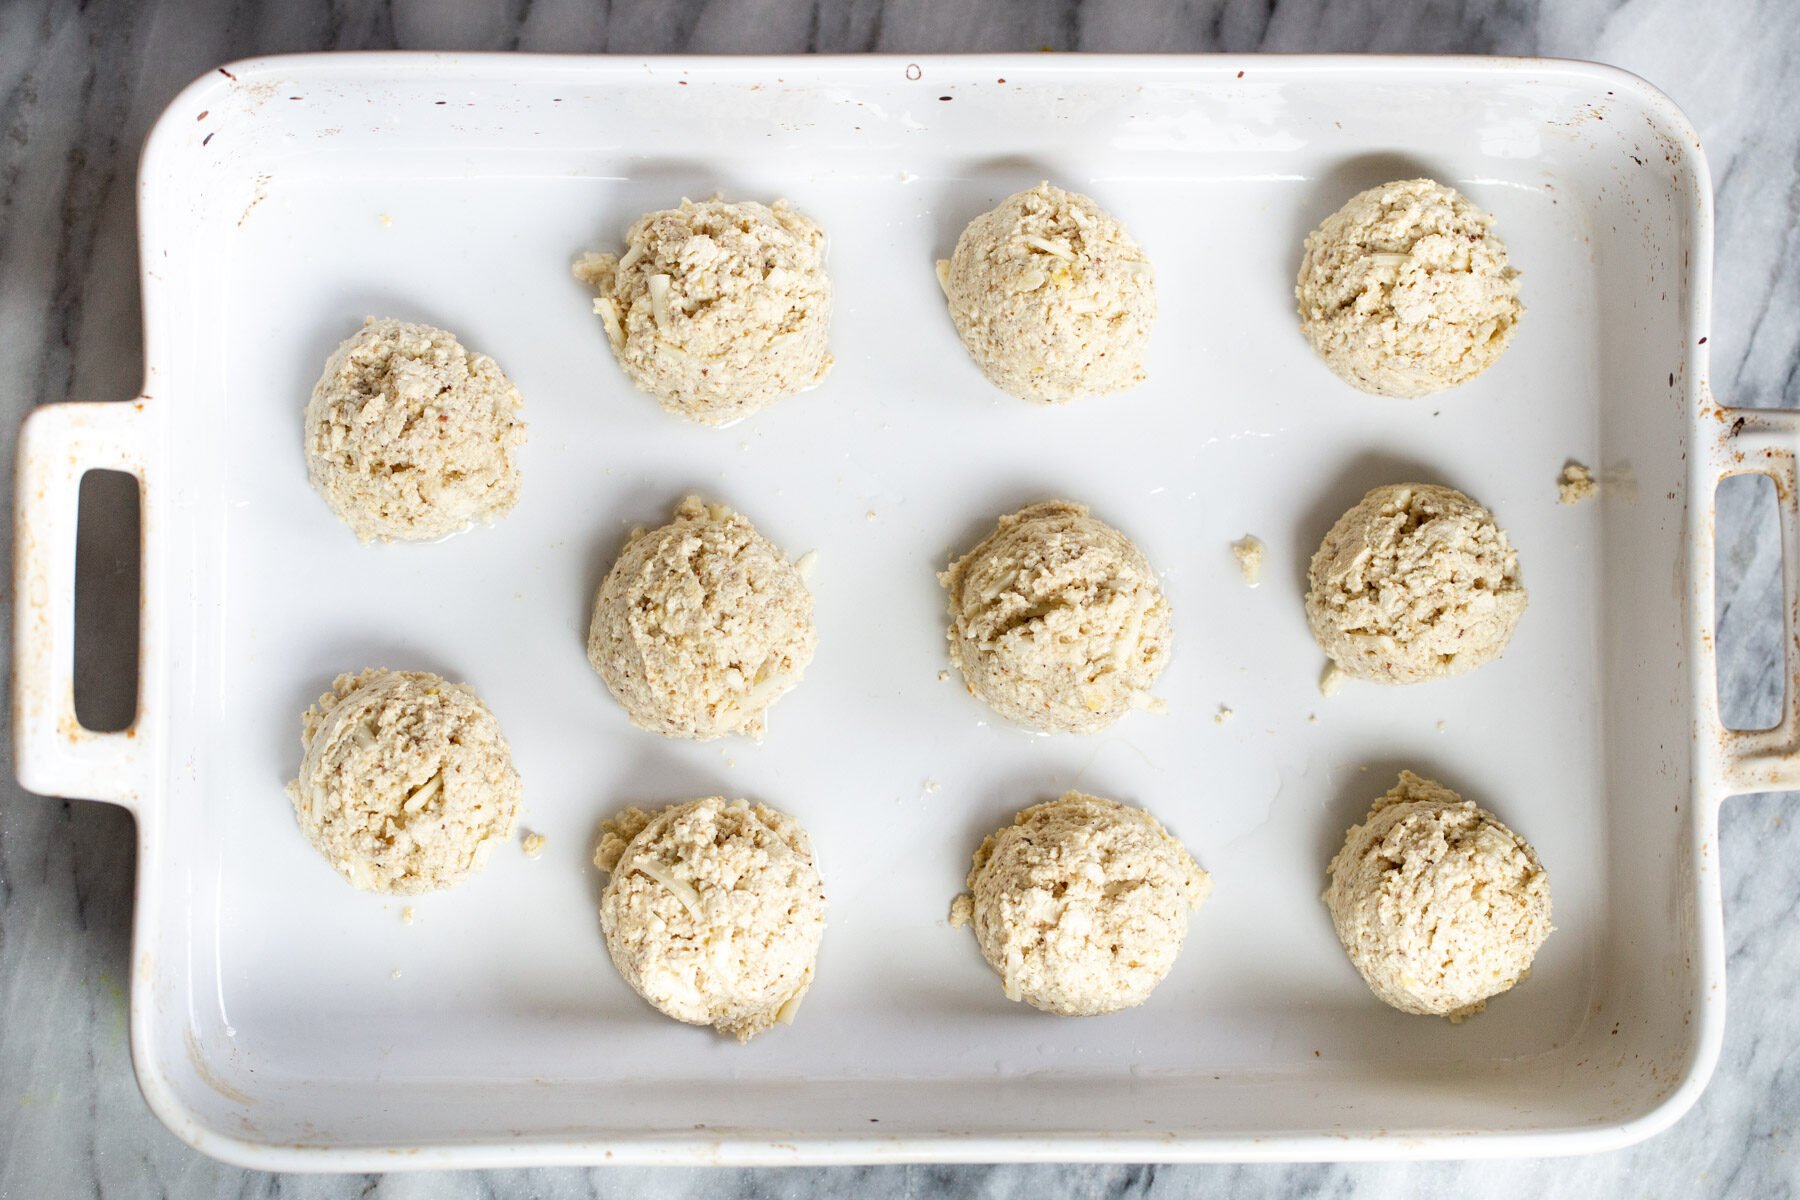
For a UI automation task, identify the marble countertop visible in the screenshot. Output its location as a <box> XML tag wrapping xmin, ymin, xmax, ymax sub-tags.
<box><xmin>3</xmin><ymin>0</ymin><xmax>1797</xmax><ymax>1195</ymax></box>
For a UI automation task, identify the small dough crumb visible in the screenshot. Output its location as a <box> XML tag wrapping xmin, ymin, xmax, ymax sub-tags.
<box><xmin>1319</xmin><ymin>661</ymin><xmax>1346</xmax><ymax>696</ymax></box>
<box><xmin>1230</xmin><ymin>535</ymin><xmax>1265</xmax><ymax>586</ymax></box>
<box><xmin>1214</xmin><ymin>705</ymin><xmax>1234</xmax><ymax>724</ymax></box>
<box><xmin>521</xmin><ymin>830</ymin><xmax>546</xmax><ymax>858</ymax></box>
<box><xmin>923</xmin><ymin>779</ymin><xmax>941</xmax><ymax>794</ymax></box>
<box><xmin>1558</xmin><ymin>461</ymin><xmax>1598</xmax><ymax>504</ymax></box>
<box><xmin>937</xmin><ymin>670</ymin><xmax>951</xmax><ymax>683</ymax></box>
<box><xmin>400</xmin><ymin>906</ymin><xmax>415</xmax><ymax>926</ymax></box>
<box><xmin>1306</xmin><ymin>713</ymin><xmax>1320</xmax><ymax>725</ymax></box>
<box><xmin>390</xmin><ymin>968</ymin><xmax>402</xmax><ymax>980</ymax></box>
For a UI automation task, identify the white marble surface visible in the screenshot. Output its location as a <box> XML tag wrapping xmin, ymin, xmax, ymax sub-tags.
<box><xmin>3</xmin><ymin>0</ymin><xmax>1798</xmax><ymax>1194</ymax></box>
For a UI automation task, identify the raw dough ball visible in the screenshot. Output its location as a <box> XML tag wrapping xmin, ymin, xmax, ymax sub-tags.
<box><xmin>1295</xmin><ymin>178</ymin><xmax>1522</xmax><ymax>398</ymax></box>
<box><xmin>1324</xmin><ymin>771</ymin><xmax>1552</xmax><ymax>1020</ymax></box>
<box><xmin>940</xmin><ymin>500</ymin><xmax>1171</xmax><ymax>733</ymax></box>
<box><xmin>936</xmin><ymin>182</ymin><xmax>1156</xmax><ymax>404</ymax></box>
<box><xmin>574</xmin><ymin>196</ymin><xmax>833</xmax><ymax>426</ymax></box>
<box><xmin>949</xmin><ymin>791</ymin><xmax>1210</xmax><ymax>1016</ymax></box>
<box><xmin>594</xmin><ymin>797</ymin><xmax>826</xmax><ymax>1041</ymax></box>
<box><xmin>589</xmin><ymin>495</ymin><xmax>815</xmax><ymax>740</ymax></box>
<box><xmin>1305</xmin><ymin>483</ymin><xmax>1527</xmax><ymax>684</ymax></box>
<box><xmin>286</xmin><ymin>669</ymin><xmax>522</xmax><ymax>894</ymax></box>
<box><xmin>304</xmin><ymin>318</ymin><xmax>525</xmax><ymax>543</ymax></box>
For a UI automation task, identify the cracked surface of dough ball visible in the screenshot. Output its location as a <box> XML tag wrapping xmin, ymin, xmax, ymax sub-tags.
<box><xmin>285</xmin><ymin>669</ymin><xmax>522</xmax><ymax>894</ymax></box>
<box><xmin>1306</xmin><ymin>483</ymin><xmax>1527</xmax><ymax>684</ymax></box>
<box><xmin>594</xmin><ymin>797</ymin><xmax>826</xmax><ymax>1041</ymax></box>
<box><xmin>1296</xmin><ymin>178</ymin><xmax>1522</xmax><ymax>398</ymax></box>
<box><xmin>589</xmin><ymin>496</ymin><xmax>815</xmax><ymax>740</ymax></box>
<box><xmin>940</xmin><ymin>500</ymin><xmax>1171</xmax><ymax>733</ymax></box>
<box><xmin>949</xmin><ymin>792</ymin><xmax>1210</xmax><ymax>1016</ymax></box>
<box><xmin>574</xmin><ymin>196</ymin><xmax>833</xmax><ymax>426</ymax></box>
<box><xmin>304</xmin><ymin>318</ymin><xmax>525</xmax><ymax>543</ymax></box>
<box><xmin>937</xmin><ymin>182</ymin><xmax>1156</xmax><ymax>404</ymax></box>
<box><xmin>1324</xmin><ymin>771</ymin><xmax>1552</xmax><ymax>1020</ymax></box>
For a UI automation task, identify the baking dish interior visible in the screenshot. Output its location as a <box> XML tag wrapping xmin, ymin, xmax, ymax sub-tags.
<box><xmin>126</xmin><ymin>56</ymin><xmax>1715</xmax><ymax>1162</ymax></box>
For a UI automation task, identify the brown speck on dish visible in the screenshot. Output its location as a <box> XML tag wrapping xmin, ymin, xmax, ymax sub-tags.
<box><xmin>905</xmin><ymin>63</ymin><xmax>922</xmax><ymax>81</ymax></box>
<box><xmin>1237</xmin><ymin>70</ymin><xmax>1245</xmax><ymax>78</ymax></box>
<box><xmin>939</xmin><ymin>95</ymin><xmax>952</xmax><ymax>102</ymax></box>
<box><xmin>218</xmin><ymin>67</ymin><xmax>237</xmax><ymax>81</ymax></box>
<box><xmin>1699</xmin><ymin>336</ymin><xmax>1708</xmax><ymax>345</ymax></box>
<box><xmin>196</xmin><ymin>110</ymin><xmax>209</xmax><ymax>121</ymax></box>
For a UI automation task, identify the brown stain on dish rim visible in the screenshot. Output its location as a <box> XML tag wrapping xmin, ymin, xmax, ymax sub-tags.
<box><xmin>184</xmin><ymin>1029</ymin><xmax>255</xmax><ymax>1107</ymax></box>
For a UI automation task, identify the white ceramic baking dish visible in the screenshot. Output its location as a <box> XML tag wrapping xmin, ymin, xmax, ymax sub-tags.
<box><xmin>12</xmin><ymin>52</ymin><xmax>1782</xmax><ymax>1169</ymax></box>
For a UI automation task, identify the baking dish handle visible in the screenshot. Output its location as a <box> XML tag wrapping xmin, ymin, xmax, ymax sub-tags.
<box><xmin>1711</xmin><ymin>405</ymin><xmax>1800</xmax><ymax>794</ymax></box>
<box><xmin>12</xmin><ymin>400</ymin><xmax>155</xmax><ymax>810</ymax></box>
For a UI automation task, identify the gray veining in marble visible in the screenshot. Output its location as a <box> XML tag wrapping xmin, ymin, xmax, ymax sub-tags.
<box><xmin>3</xmin><ymin>0</ymin><xmax>1799</xmax><ymax>1196</ymax></box>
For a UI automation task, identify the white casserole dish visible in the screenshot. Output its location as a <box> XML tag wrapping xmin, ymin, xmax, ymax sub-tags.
<box><xmin>11</xmin><ymin>52</ymin><xmax>1782</xmax><ymax>1168</ymax></box>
